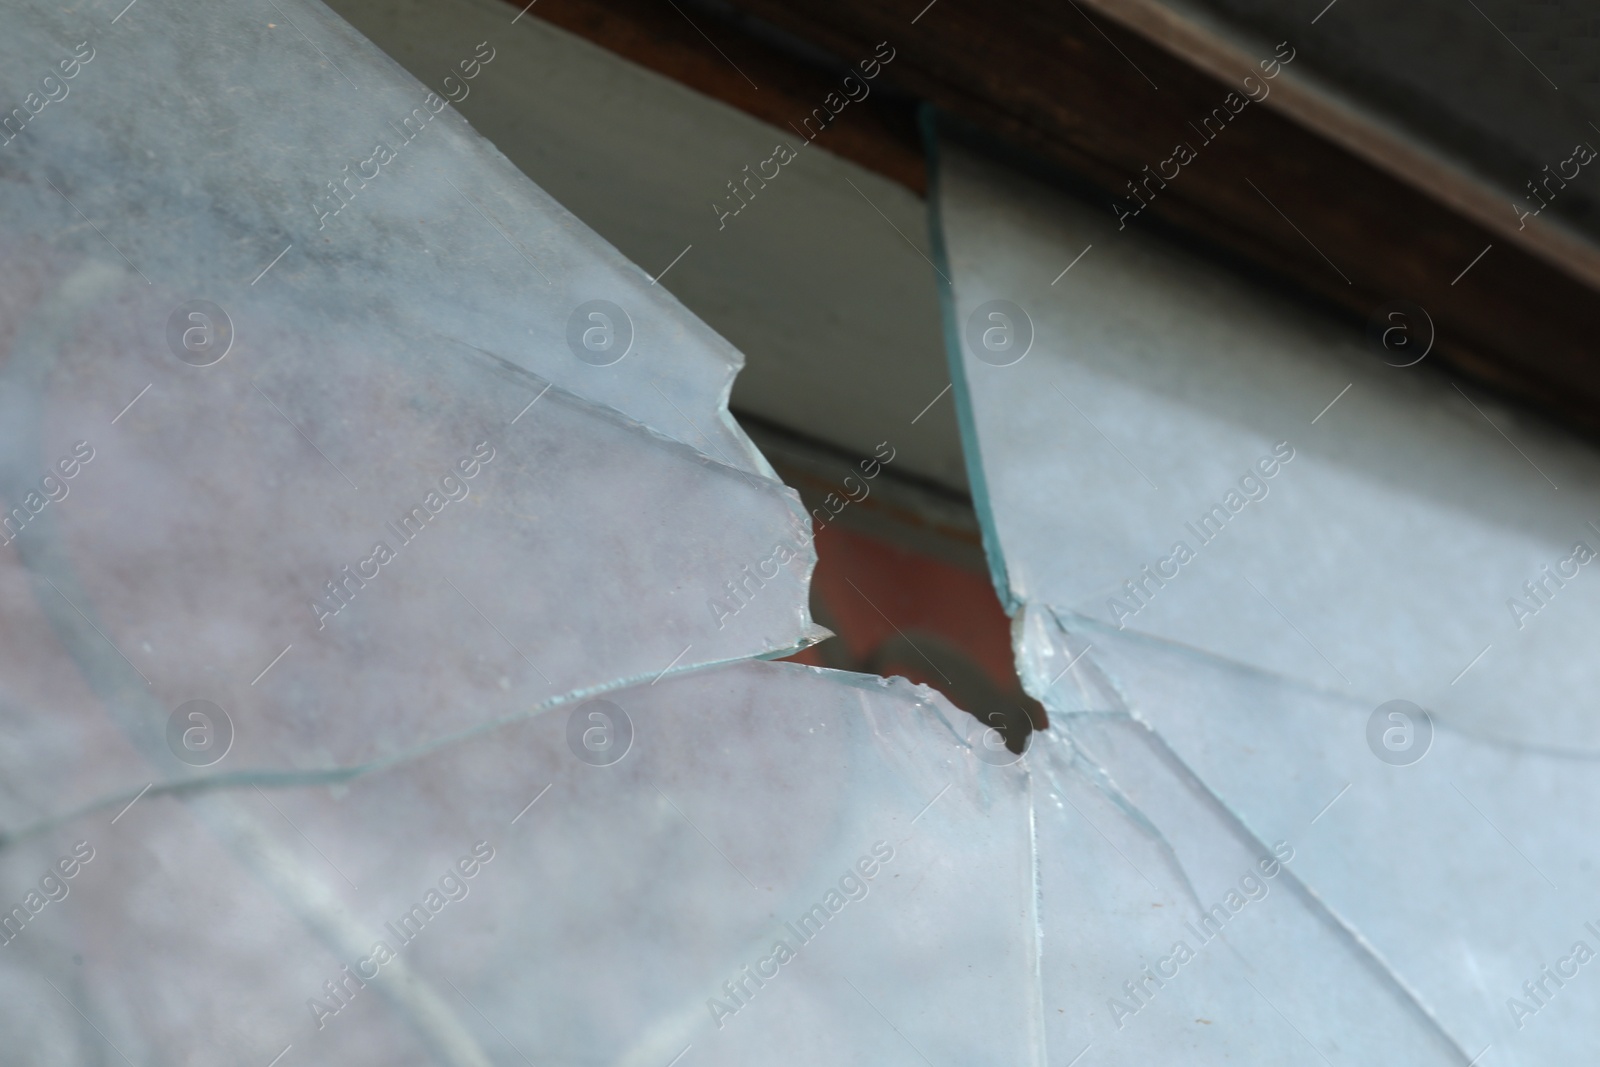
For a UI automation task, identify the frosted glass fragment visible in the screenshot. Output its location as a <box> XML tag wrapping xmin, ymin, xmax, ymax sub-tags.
<box><xmin>1030</xmin><ymin>721</ymin><xmax>1463</xmax><ymax>1065</ymax></box>
<box><xmin>933</xmin><ymin>141</ymin><xmax>1600</xmax><ymax>749</ymax></box>
<box><xmin>0</xmin><ymin>0</ymin><xmax>762</xmax><ymax>474</ymax></box>
<box><xmin>0</xmin><ymin>279</ymin><xmax>823</xmax><ymax>828</ymax></box>
<box><xmin>0</xmin><ymin>662</ymin><xmax>1038</xmax><ymax>1067</ymax></box>
<box><xmin>0</xmin><ymin>0</ymin><xmax>828</xmax><ymax>828</ymax></box>
<box><xmin>1027</xmin><ymin>608</ymin><xmax>1600</xmax><ymax>1065</ymax></box>
<box><xmin>932</xmin><ymin>130</ymin><xmax>1600</xmax><ymax>1061</ymax></box>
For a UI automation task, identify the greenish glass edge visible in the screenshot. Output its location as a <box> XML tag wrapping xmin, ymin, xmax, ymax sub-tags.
<box><xmin>918</xmin><ymin>104</ymin><xmax>1021</xmax><ymax>618</ymax></box>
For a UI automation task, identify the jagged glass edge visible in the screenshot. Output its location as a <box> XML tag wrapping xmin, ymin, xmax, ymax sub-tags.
<box><xmin>0</xmin><ymin>631</ymin><xmax>835</xmax><ymax>856</ymax></box>
<box><xmin>919</xmin><ymin>105</ymin><xmax>1019</xmax><ymax>617</ymax></box>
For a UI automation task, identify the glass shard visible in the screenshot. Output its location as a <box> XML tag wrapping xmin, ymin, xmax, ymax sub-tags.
<box><xmin>0</xmin><ymin>0</ymin><xmax>823</xmax><ymax>832</ymax></box>
<box><xmin>931</xmin><ymin>128</ymin><xmax>1600</xmax><ymax>1062</ymax></box>
<box><xmin>1</xmin><ymin>0</ymin><xmax>764</xmax><ymax>473</ymax></box>
<box><xmin>0</xmin><ymin>663</ymin><xmax>1037</xmax><ymax>1066</ymax></box>
<box><xmin>932</xmin><ymin>139</ymin><xmax>1600</xmax><ymax>750</ymax></box>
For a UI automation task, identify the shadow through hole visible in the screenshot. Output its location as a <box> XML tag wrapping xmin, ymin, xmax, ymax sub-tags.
<box><xmin>862</xmin><ymin>631</ymin><xmax>1041</xmax><ymax>756</ymax></box>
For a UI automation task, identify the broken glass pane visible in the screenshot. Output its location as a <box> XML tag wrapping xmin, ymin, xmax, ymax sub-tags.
<box><xmin>931</xmin><ymin>140</ymin><xmax>1600</xmax><ymax>750</ymax></box>
<box><xmin>14</xmin><ymin>0</ymin><xmax>1592</xmax><ymax>1061</ymax></box>
<box><xmin>0</xmin><ymin>663</ymin><xmax>1036</xmax><ymax>1067</ymax></box>
<box><xmin>932</xmin><ymin>131</ymin><xmax>1600</xmax><ymax>1061</ymax></box>
<box><xmin>1</xmin><ymin>324</ymin><xmax>824</xmax><ymax>822</ymax></box>
<box><xmin>2</xmin><ymin>1</ymin><xmax>764</xmax><ymax>473</ymax></box>
<box><xmin>1030</xmin><ymin>715</ymin><xmax>1466</xmax><ymax>1065</ymax></box>
<box><xmin>0</xmin><ymin>6</ymin><xmax>1036</xmax><ymax>1064</ymax></box>
<box><xmin>0</xmin><ymin>2</ymin><xmax>826</xmax><ymax>829</ymax></box>
<box><xmin>1027</xmin><ymin>605</ymin><xmax>1600</xmax><ymax>1063</ymax></box>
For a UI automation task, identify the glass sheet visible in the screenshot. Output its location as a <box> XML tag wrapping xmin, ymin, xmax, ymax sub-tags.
<box><xmin>12</xmin><ymin>0</ymin><xmax>1587</xmax><ymax>1061</ymax></box>
<box><xmin>932</xmin><ymin>141</ymin><xmax>1600</xmax><ymax>751</ymax></box>
<box><xmin>0</xmin><ymin>7</ymin><xmax>1041</xmax><ymax>1065</ymax></box>
<box><xmin>932</xmin><ymin>131</ymin><xmax>1600</xmax><ymax>1062</ymax></box>
<box><xmin>0</xmin><ymin>0</ymin><xmax>827</xmax><ymax>830</ymax></box>
<box><xmin>0</xmin><ymin>0</ymin><xmax>764</xmax><ymax>474</ymax></box>
<box><xmin>1031</xmin><ymin>717</ymin><xmax>1464</xmax><ymax>1065</ymax></box>
<box><xmin>0</xmin><ymin>662</ymin><xmax>1038</xmax><ymax>1067</ymax></box>
<box><xmin>1028</xmin><ymin>607</ymin><xmax>1599</xmax><ymax>1064</ymax></box>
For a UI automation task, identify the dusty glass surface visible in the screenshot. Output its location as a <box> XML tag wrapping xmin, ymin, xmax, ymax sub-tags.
<box><xmin>932</xmin><ymin>143</ymin><xmax>1600</xmax><ymax>751</ymax></box>
<box><xmin>0</xmin><ymin>0</ymin><xmax>832</xmax><ymax>830</ymax></box>
<box><xmin>0</xmin><ymin>1</ymin><xmax>764</xmax><ymax>473</ymax></box>
<box><xmin>0</xmin><ymin>663</ymin><xmax>1036</xmax><ymax>1067</ymax></box>
<box><xmin>1025</xmin><ymin>606</ymin><xmax>1600</xmax><ymax>1063</ymax></box>
<box><xmin>932</xmin><ymin>133</ymin><xmax>1600</xmax><ymax>1062</ymax></box>
<box><xmin>1030</xmin><ymin>716</ymin><xmax>1466</xmax><ymax>1065</ymax></box>
<box><xmin>9</xmin><ymin>0</ymin><xmax>1591</xmax><ymax>1062</ymax></box>
<box><xmin>0</xmin><ymin>5</ymin><xmax>1037</xmax><ymax>1065</ymax></box>
<box><xmin>0</xmin><ymin>302</ymin><xmax>824</xmax><ymax>819</ymax></box>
